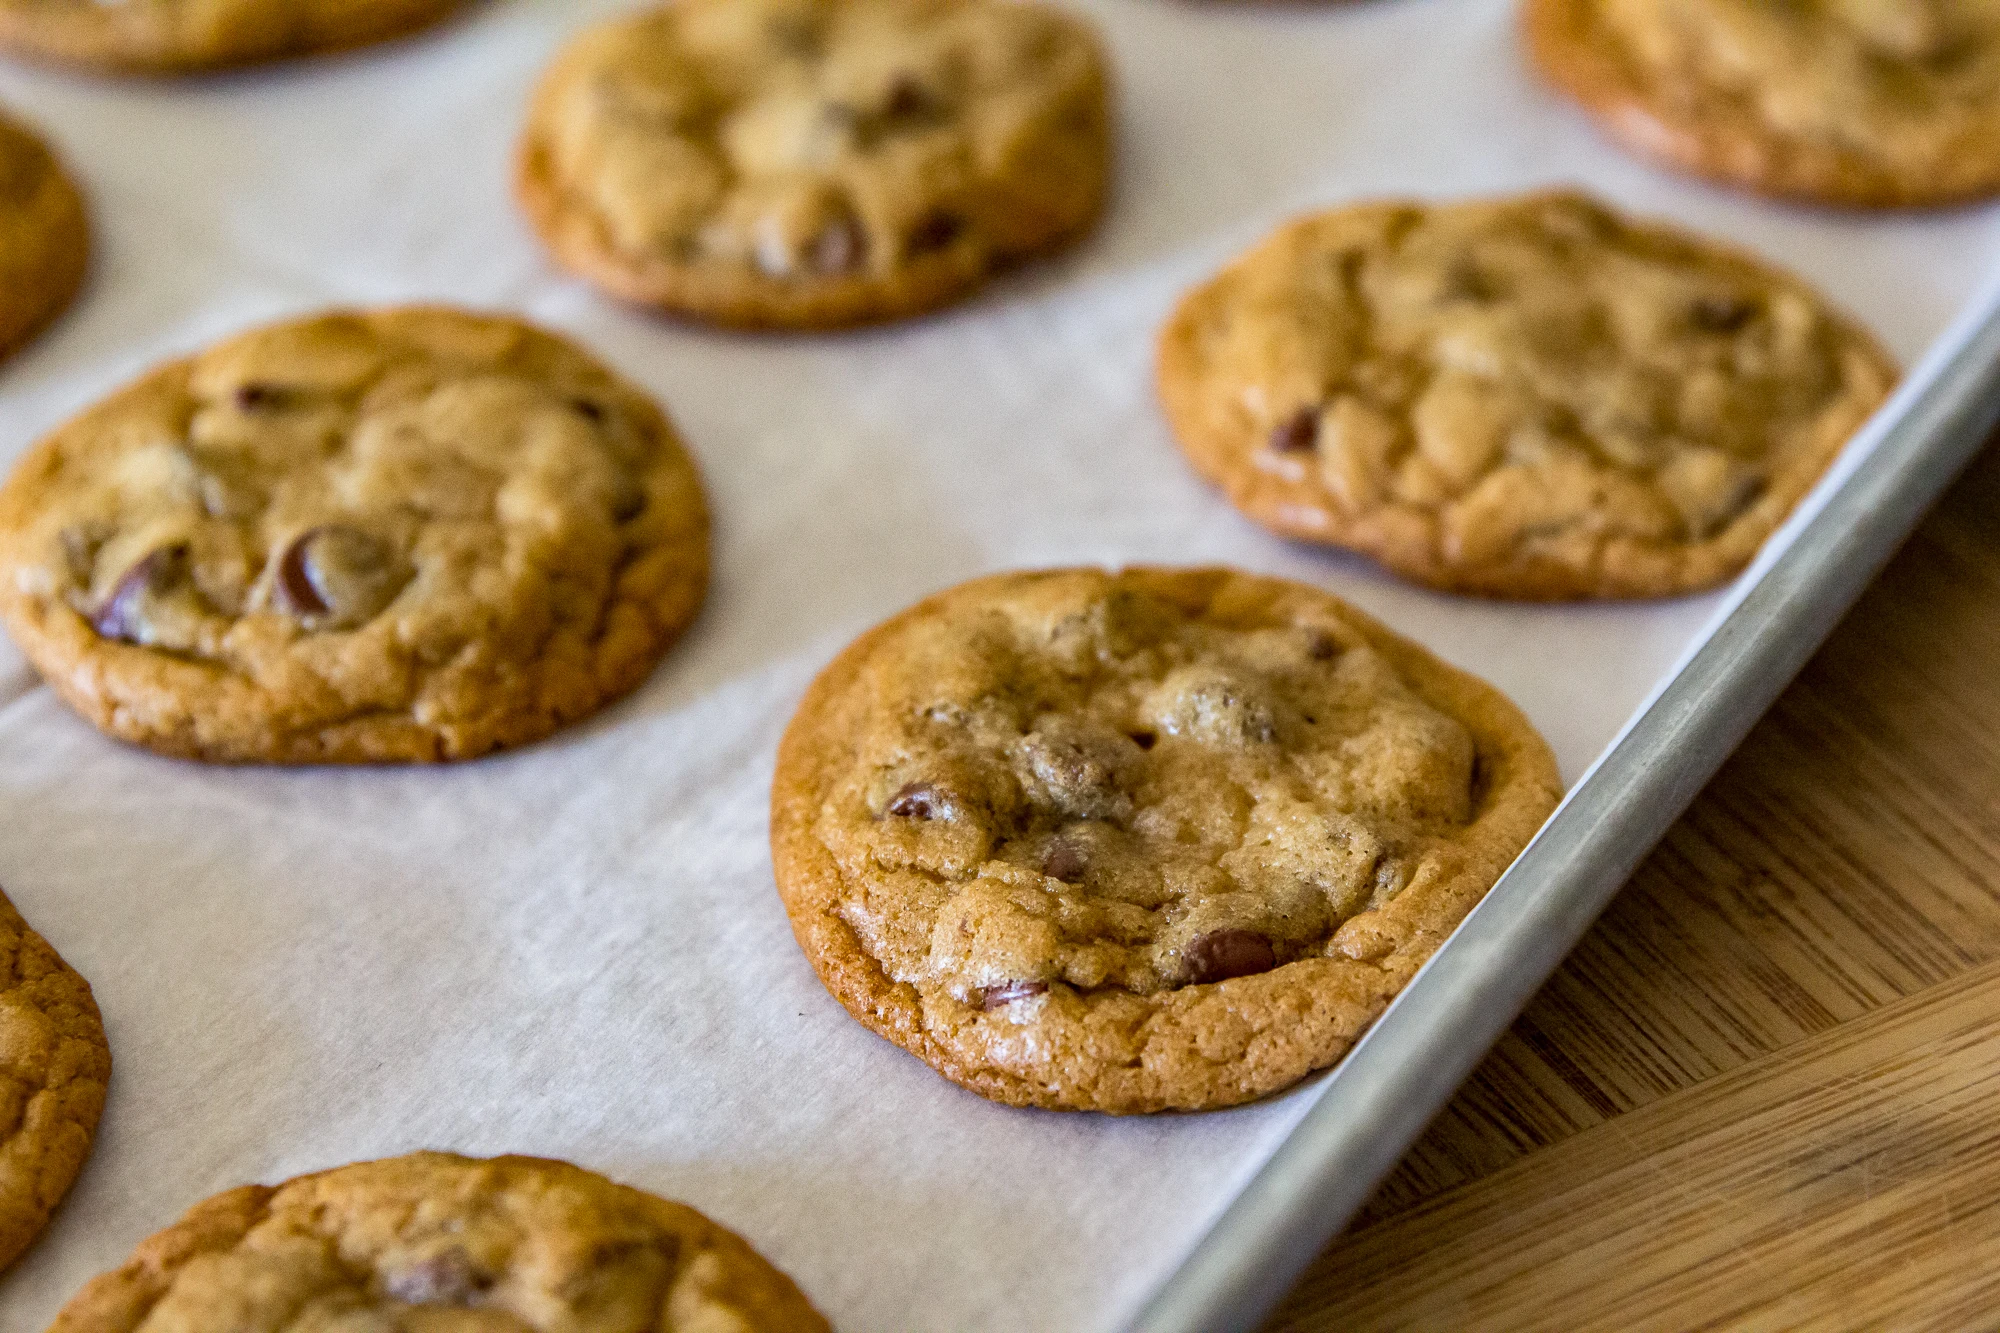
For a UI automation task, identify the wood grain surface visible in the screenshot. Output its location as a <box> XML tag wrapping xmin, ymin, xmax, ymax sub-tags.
<box><xmin>1269</xmin><ymin>441</ymin><xmax>2000</xmax><ymax>1331</ymax></box>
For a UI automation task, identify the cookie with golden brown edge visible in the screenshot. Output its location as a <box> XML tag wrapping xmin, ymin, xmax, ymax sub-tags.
<box><xmin>771</xmin><ymin>567</ymin><xmax>1562</xmax><ymax>1113</ymax></box>
<box><xmin>0</xmin><ymin>107</ymin><xmax>86</xmax><ymax>366</ymax></box>
<box><xmin>515</xmin><ymin>0</ymin><xmax>1111</xmax><ymax>330</ymax></box>
<box><xmin>49</xmin><ymin>1152</ymin><xmax>831</xmax><ymax>1332</ymax></box>
<box><xmin>1158</xmin><ymin>192</ymin><xmax>1897</xmax><ymax>600</ymax></box>
<box><xmin>0</xmin><ymin>307</ymin><xmax>710</xmax><ymax>764</ymax></box>
<box><xmin>0</xmin><ymin>0</ymin><xmax>472</xmax><ymax>74</ymax></box>
<box><xmin>1526</xmin><ymin>0</ymin><xmax>2000</xmax><ymax>207</ymax></box>
<box><xmin>0</xmin><ymin>886</ymin><xmax>109</xmax><ymax>1273</ymax></box>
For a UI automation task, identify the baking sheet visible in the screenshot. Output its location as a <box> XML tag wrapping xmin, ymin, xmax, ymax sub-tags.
<box><xmin>0</xmin><ymin>0</ymin><xmax>1994</xmax><ymax>1328</ymax></box>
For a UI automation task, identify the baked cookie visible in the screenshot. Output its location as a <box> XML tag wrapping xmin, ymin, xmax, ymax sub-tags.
<box><xmin>0</xmin><ymin>0</ymin><xmax>471</xmax><ymax>74</ymax></box>
<box><xmin>49</xmin><ymin>1151</ymin><xmax>831</xmax><ymax>1331</ymax></box>
<box><xmin>515</xmin><ymin>0</ymin><xmax>1111</xmax><ymax>330</ymax></box>
<box><xmin>0</xmin><ymin>886</ymin><xmax>110</xmax><ymax>1273</ymax></box>
<box><xmin>1526</xmin><ymin>0</ymin><xmax>2000</xmax><ymax>207</ymax></box>
<box><xmin>0</xmin><ymin>307</ymin><xmax>710</xmax><ymax>763</ymax></box>
<box><xmin>771</xmin><ymin>567</ymin><xmax>1562</xmax><ymax>1113</ymax></box>
<box><xmin>0</xmin><ymin>106</ymin><xmax>87</xmax><ymax>366</ymax></box>
<box><xmin>1158</xmin><ymin>192</ymin><xmax>1897</xmax><ymax>600</ymax></box>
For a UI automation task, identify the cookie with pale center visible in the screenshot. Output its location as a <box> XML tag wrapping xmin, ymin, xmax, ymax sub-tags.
<box><xmin>0</xmin><ymin>308</ymin><xmax>710</xmax><ymax>763</ymax></box>
<box><xmin>1526</xmin><ymin>0</ymin><xmax>2000</xmax><ymax>207</ymax></box>
<box><xmin>0</xmin><ymin>0</ymin><xmax>473</xmax><ymax>74</ymax></box>
<box><xmin>515</xmin><ymin>0</ymin><xmax>1112</xmax><ymax>329</ymax></box>
<box><xmin>0</xmin><ymin>887</ymin><xmax>108</xmax><ymax>1274</ymax></box>
<box><xmin>48</xmin><ymin>1152</ymin><xmax>830</xmax><ymax>1332</ymax></box>
<box><xmin>772</xmin><ymin>567</ymin><xmax>1562</xmax><ymax>1113</ymax></box>
<box><xmin>1158</xmin><ymin>191</ymin><xmax>1897</xmax><ymax>599</ymax></box>
<box><xmin>0</xmin><ymin>106</ymin><xmax>86</xmax><ymax>366</ymax></box>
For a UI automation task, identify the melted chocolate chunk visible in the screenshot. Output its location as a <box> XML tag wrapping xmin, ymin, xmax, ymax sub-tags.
<box><xmin>887</xmin><ymin>781</ymin><xmax>945</xmax><ymax>820</ymax></box>
<box><xmin>1691</xmin><ymin>296</ymin><xmax>1756</xmax><ymax>334</ymax></box>
<box><xmin>233</xmin><ymin>383</ymin><xmax>290</xmax><ymax>411</ymax></box>
<box><xmin>272</xmin><ymin>526</ymin><xmax>408</xmax><ymax>629</ymax></box>
<box><xmin>883</xmin><ymin>75</ymin><xmax>936</xmax><ymax>120</ymax></box>
<box><xmin>91</xmin><ymin>547</ymin><xmax>189</xmax><ymax>644</ymax></box>
<box><xmin>908</xmin><ymin>212</ymin><xmax>965</xmax><ymax>255</ymax></box>
<box><xmin>383</xmin><ymin>1249</ymin><xmax>491</xmax><ymax>1307</ymax></box>
<box><xmin>1269</xmin><ymin>407</ymin><xmax>1320</xmax><ymax>454</ymax></box>
<box><xmin>1183</xmin><ymin>929</ymin><xmax>1277</xmax><ymax>985</ymax></box>
<box><xmin>977</xmin><ymin>980</ymin><xmax>1048</xmax><ymax>1010</ymax></box>
<box><xmin>1042</xmin><ymin>841</ymin><xmax>1087</xmax><ymax>883</ymax></box>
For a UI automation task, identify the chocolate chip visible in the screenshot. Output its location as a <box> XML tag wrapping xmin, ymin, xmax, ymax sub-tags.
<box><xmin>275</xmin><ymin>537</ymin><xmax>330</xmax><ymax>617</ymax></box>
<box><xmin>272</xmin><ymin>526</ymin><xmax>408</xmax><ymax>629</ymax></box>
<box><xmin>812</xmin><ymin>216</ymin><xmax>866</xmax><ymax>276</ymax></box>
<box><xmin>1440</xmin><ymin>260</ymin><xmax>1500</xmax><ymax>304</ymax></box>
<box><xmin>611</xmin><ymin>482</ymin><xmax>647</xmax><ymax>523</ymax></box>
<box><xmin>887</xmin><ymin>781</ymin><xmax>944</xmax><ymax>819</ymax></box>
<box><xmin>1269</xmin><ymin>407</ymin><xmax>1320</xmax><ymax>454</ymax></box>
<box><xmin>384</xmin><ymin>1248</ymin><xmax>490</xmax><ymax>1306</ymax></box>
<box><xmin>233</xmin><ymin>383</ymin><xmax>289</xmax><ymax>411</ymax></box>
<box><xmin>1183</xmin><ymin>929</ymin><xmax>1277</xmax><ymax>985</ymax></box>
<box><xmin>569</xmin><ymin>397</ymin><xmax>607</xmax><ymax>423</ymax></box>
<box><xmin>1042</xmin><ymin>842</ymin><xmax>1087</xmax><ymax>883</ymax></box>
<box><xmin>1304</xmin><ymin>631</ymin><xmax>1339</xmax><ymax>661</ymax></box>
<box><xmin>1692</xmin><ymin>296</ymin><xmax>1756</xmax><ymax>334</ymax></box>
<box><xmin>977</xmin><ymin>980</ymin><xmax>1048</xmax><ymax>1010</ymax></box>
<box><xmin>1129</xmin><ymin>731</ymin><xmax>1157</xmax><ymax>750</ymax></box>
<box><xmin>91</xmin><ymin>546</ymin><xmax>189</xmax><ymax>643</ymax></box>
<box><xmin>883</xmin><ymin>75</ymin><xmax>934</xmax><ymax>119</ymax></box>
<box><xmin>908</xmin><ymin>212</ymin><xmax>965</xmax><ymax>255</ymax></box>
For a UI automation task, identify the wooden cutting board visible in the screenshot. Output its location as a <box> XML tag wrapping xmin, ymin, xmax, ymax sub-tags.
<box><xmin>1268</xmin><ymin>439</ymin><xmax>2000</xmax><ymax>1331</ymax></box>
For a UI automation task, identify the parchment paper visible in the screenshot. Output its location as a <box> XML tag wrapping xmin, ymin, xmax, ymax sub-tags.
<box><xmin>0</xmin><ymin>0</ymin><xmax>1994</xmax><ymax>1327</ymax></box>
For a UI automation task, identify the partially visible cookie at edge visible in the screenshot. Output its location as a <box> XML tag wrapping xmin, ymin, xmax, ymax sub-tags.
<box><xmin>0</xmin><ymin>0</ymin><xmax>473</xmax><ymax>74</ymax></box>
<box><xmin>0</xmin><ymin>307</ymin><xmax>711</xmax><ymax>764</ymax></box>
<box><xmin>1158</xmin><ymin>191</ymin><xmax>1897</xmax><ymax>600</ymax></box>
<box><xmin>771</xmin><ymin>566</ymin><xmax>1563</xmax><ymax>1114</ymax></box>
<box><xmin>0</xmin><ymin>886</ymin><xmax>110</xmax><ymax>1274</ymax></box>
<box><xmin>1525</xmin><ymin>0</ymin><xmax>2000</xmax><ymax>207</ymax></box>
<box><xmin>515</xmin><ymin>0</ymin><xmax>1112</xmax><ymax>330</ymax></box>
<box><xmin>48</xmin><ymin>1151</ymin><xmax>830</xmax><ymax>1331</ymax></box>
<box><xmin>0</xmin><ymin>106</ymin><xmax>87</xmax><ymax>365</ymax></box>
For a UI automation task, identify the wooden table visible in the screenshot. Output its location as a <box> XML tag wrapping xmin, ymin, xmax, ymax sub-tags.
<box><xmin>1268</xmin><ymin>440</ymin><xmax>2000</xmax><ymax>1331</ymax></box>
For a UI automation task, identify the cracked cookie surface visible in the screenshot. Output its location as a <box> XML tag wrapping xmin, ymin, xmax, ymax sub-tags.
<box><xmin>0</xmin><ymin>0</ymin><xmax>471</xmax><ymax>73</ymax></box>
<box><xmin>1158</xmin><ymin>192</ymin><xmax>1897</xmax><ymax>600</ymax></box>
<box><xmin>515</xmin><ymin>0</ymin><xmax>1111</xmax><ymax>329</ymax></box>
<box><xmin>771</xmin><ymin>567</ymin><xmax>1561</xmax><ymax>1113</ymax></box>
<box><xmin>1527</xmin><ymin>0</ymin><xmax>2000</xmax><ymax>206</ymax></box>
<box><xmin>50</xmin><ymin>1152</ymin><xmax>831</xmax><ymax>1332</ymax></box>
<box><xmin>0</xmin><ymin>307</ymin><xmax>710</xmax><ymax>764</ymax></box>
<box><xmin>0</xmin><ymin>887</ymin><xmax>109</xmax><ymax>1274</ymax></box>
<box><xmin>0</xmin><ymin>107</ymin><xmax>86</xmax><ymax>366</ymax></box>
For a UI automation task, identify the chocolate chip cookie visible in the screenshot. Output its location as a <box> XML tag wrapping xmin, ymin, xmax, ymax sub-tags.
<box><xmin>0</xmin><ymin>887</ymin><xmax>109</xmax><ymax>1273</ymax></box>
<box><xmin>49</xmin><ymin>1152</ymin><xmax>830</xmax><ymax>1331</ymax></box>
<box><xmin>0</xmin><ymin>308</ymin><xmax>710</xmax><ymax>763</ymax></box>
<box><xmin>515</xmin><ymin>0</ymin><xmax>1112</xmax><ymax>330</ymax></box>
<box><xmin>1158</xmin><ymin>192</ymin><xmax>1897</xmax><ymax>600</ymax></box>
<box><xmin>0</xmin><ymin>106</ymin><xmax>87</xmax><ymax>366</ymax></box>
<box><xmin>771</xmin><ymin>567</ymin><xmax>1562</xmax><ymax>1113</ymax></box>
<box><xmin>1527</xmin><ymin>0</ymin><xmax>2000</xmax><ymax>207</ymax></box>
<box><xmin>0</xmin><ymin>0</ymin><xmax>471</xmax><ymax>74</ymax></box>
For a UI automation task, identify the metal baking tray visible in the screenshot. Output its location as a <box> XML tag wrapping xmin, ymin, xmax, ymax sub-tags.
<box><xmin>1132</xmin><ymin>278</ymin><xmax>2000</xmax><ymax>1333</ymax></box>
